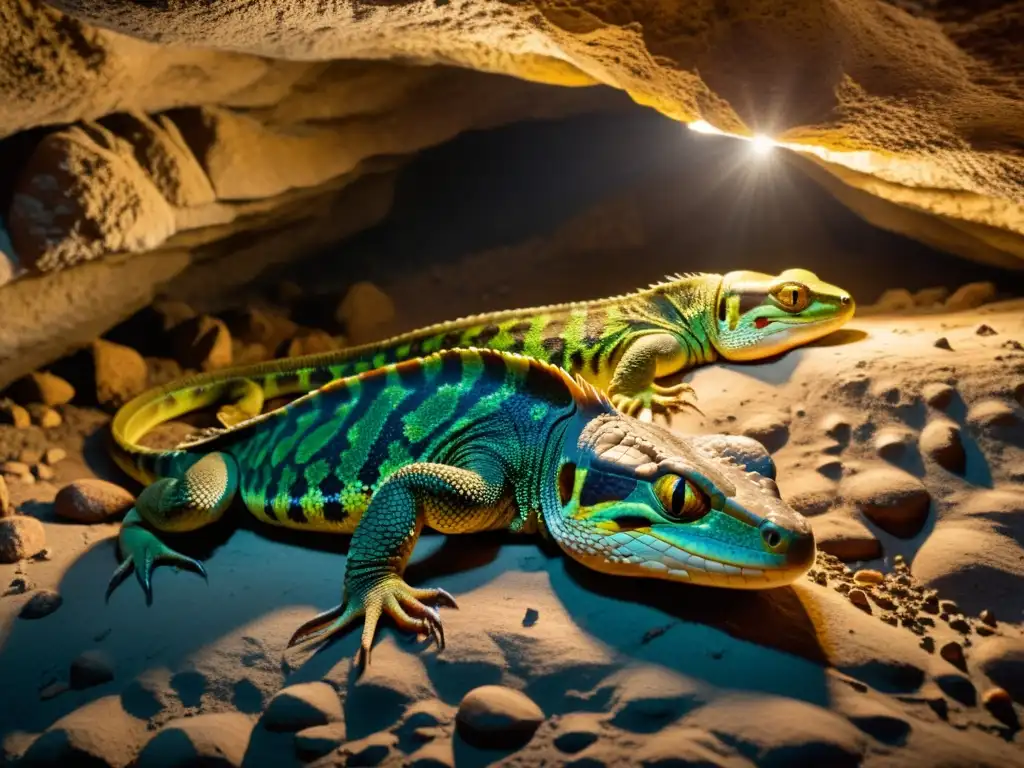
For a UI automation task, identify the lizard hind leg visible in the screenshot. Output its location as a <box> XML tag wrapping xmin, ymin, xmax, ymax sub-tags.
<box><xmin>106</xmin><ymin>452</ymin><xmax>238</xmax><ymax>605</ymax></box>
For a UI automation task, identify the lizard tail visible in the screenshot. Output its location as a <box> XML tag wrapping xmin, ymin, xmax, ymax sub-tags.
<box><xmin>110</xmin><ymin>376</ymin><xmax>254</xmax><ymax>485</ymax></box>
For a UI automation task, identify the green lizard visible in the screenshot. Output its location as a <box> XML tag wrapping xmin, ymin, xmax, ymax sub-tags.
<box><xmin>195</xmin><ymin>268</ymin><xmax>853</xmax><ymax>427</ymax></box>
<box><xmin>106</xmin><ymin>347</ymin><xmax>815</xmax><ymax>664</ymax></box>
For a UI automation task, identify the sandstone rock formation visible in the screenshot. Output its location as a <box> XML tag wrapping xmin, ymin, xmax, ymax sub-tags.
<box><xmin>1</xmin><ymin>0</ymin><xmax>1023</xmax><ymax>386</ymax></box>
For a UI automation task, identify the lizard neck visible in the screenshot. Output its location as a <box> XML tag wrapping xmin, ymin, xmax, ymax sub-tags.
<box><xmin>627</xmin><ymin>273</ymin><xmax>723</xmax><ymax>366</ymax></box>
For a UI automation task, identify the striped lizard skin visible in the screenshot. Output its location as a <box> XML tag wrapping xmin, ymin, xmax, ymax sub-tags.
<box><xmin>172</xmin><ymin>268</ymin><xmax>854</xmax><ymax>429</ymax></box>
<box><xmin>106</xmin><ymin>348</ymin><xmax>815</xmax><ymax>664</ymax></box>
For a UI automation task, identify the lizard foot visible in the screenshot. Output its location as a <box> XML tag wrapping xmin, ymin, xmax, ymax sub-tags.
<box><xmin>611</xmin><ymin>382</ymin><xmax>702</xmax><ymax>421</ymax></box>
<box><xmin>287</xmin><ymin>578</ymin><xmax>458</xmax><ymax>666</ymax></box>
<box><xmin>105</xmin><ymin>522</ymin><xmax>207</xmax><ymax>605</ymax></box>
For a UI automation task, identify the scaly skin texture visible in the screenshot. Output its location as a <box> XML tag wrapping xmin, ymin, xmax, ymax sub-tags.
<box><xmin>134</xmin><ymin>268</ymin><xmax>854</xmax><ymax>432</ymax></box>
<box><xmin>107</xmin><ymin>348</ymin><xmax>815</xmax><ymax>665</ymax></box>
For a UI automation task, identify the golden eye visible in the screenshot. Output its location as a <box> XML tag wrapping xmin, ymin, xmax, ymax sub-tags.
<box><xmin>653</xmin><ymin>475</ymin><xmax>711</xmax><ymax>522</ymax></box>
<box><xmin>773</xmin><ymin>282</ymin><xmax>810</xmax><ymax>312</ymax></box>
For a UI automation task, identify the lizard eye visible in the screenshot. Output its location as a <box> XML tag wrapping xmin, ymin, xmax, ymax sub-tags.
<box><xmin>653</xmin><ymin>474</ymin><xmax>711</xmax><ymax>522</ymax></box>
<box><xmin>772</xmin><ymin>282</ymin><xmax>810</xmax><ymax>312</ymax></box>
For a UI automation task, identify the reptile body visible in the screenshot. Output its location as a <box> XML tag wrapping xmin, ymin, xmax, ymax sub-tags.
<box><xmin>163</xmin><ymin>269</ymin><xmax>853</xmax><ymax>428</ymax></box>
<box><xmin>107</xmin><ymin>348</ymin><xmax>815</xmax><ymax>663</ymax></box>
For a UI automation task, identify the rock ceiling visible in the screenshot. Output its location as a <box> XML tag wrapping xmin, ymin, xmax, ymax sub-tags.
<box><xmin>0</xmin><ymin>0</ymin><xmax>1022</xmax><ymax>387</ymax></box>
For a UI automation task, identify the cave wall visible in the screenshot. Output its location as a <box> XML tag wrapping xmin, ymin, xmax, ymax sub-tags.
<box><xmin>1</xmin><ymin>0</ymin><xmax>1024</xmax><ymax>389</ymax></box>
<box><xmin>35</xmin><ymin>0</ymin><xmax>1024</xmax><ymax>265</ymax></box>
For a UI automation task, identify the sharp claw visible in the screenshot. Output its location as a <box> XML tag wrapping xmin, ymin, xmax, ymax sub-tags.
<box><xmin>105</xmin><ymin>558</ymin><xmax>133</xmax><ymax>603</ymax></box>
<box><xmin>435</xmin><ymin>588</ymin><xmax>458</xmax><ymax>609</ymax></box>
<box><xmin>287</xmin><ymin>602</ymin><xmax>355</xmax><ymax>648</ymax></box>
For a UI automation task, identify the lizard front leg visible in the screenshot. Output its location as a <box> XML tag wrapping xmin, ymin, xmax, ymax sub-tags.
<box><xmin>287</xmin><ymin>461</ymin><xmax>507</xmax><ymax>665</ymax></box>
<box><xmin>607</xmin><ymin>332</ymin><xmax>700</xmax><ymax>420</ymax></box>
<box><xmin>106</xmin><ymin>452</ymin><xmax>238</xmax><ymax>604</ymax></box>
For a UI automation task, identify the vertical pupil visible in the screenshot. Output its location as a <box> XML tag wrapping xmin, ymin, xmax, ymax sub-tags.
<box><xmin>671</xmin><ymin>479</ymin><xmax>689</xmax><ymax>515</ymax></box>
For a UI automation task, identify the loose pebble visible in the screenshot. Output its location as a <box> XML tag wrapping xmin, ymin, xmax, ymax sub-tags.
<box><xmin>976</xmin><ymin>324</ymin><xmax>997</xmax><ymax>336</ymax></box>
<box><xmin>93</xmin><ymin>339</ymin><xmax>149</xmax><ymax>409</ymax></box>
<box><xmin>336</xmin><ymin>282</ymin><xmax>396</xmax><ymax>345</ymax></box>
<box><xmin>0</xmin><ymin>515</ymin><xmax>46</xmax><ymax>562</ymax></box>
<box><xmin>981</xmin><ymin>687</ymin><xmax>1016</xmax><ymax>727</ymax></box>
<box><xmin>261</xmin><ymin>681</ymin><xmax>342</xmax><ymax>732</ymax></box>
<box><xmin>136</xmin><ymin>711</ymin><xmax>254</xmax><ymax>768</ymax></box>
<box><xmin>522</xmin><ymin>608</ymin><xmax>539</xmax><ymax>627</ymax></box>
<box><xmin>44</xmin><ymin>447</ymin><xmax>67</xmax><ymax>466</ymax></box>
<box><xmin>19</xmin><ymin>589</ymin><xmax>63</xmax><ymax>619</ymax></box>
<box><xmin>1</xmin><ymin>461</ymin><xmax>32</xmax><ymax>481</ymax></box>
<box><xmin>27</xmin><ymin>404</ymin><xmax>62</xmax><ymax>429</ymax></box>
<box><xmin>70</xmin><ymin>650</ymin><xmax>115</xmax><ymax>690</ymax></box>
<box><xmin>853</xmin><ymin>569</ymin><xmax>883</xmax><ymax>585</ymax></box>
<box><xmin>172</xmin><ymin>315</ymin><xmax>233</xmax><ymax>372</ymax></box>
<box><xmin>841</xmin><ymin>467</ymin><xmax>931</xmax><ymax>538</ymax></box>
<box><xmin>0</xmin><ymin>399</ymin><xmax>31</xmax><ymax>428</ymax></box>
<box><xmin>934</xmin><ymin>337</ymin><xmax>952</xmax><ymax>351</ymax></box>
<box><xmin>848</xmin><ymin>588</ymin><xmax>871</xmax><ymax>612</ymax></box>
<box><xmin>945</xmin><ymin>281</ymin><xmax>996</xmax><ymax>311</ymax></box>
<box><xmin>456</xmin><ymin>685</ymin><xmax>544</xmax><ymax>749</ymax></box>
<box><xmin>54</xmin><ymin>479</ymin><xmax>134</xmax><ymax>524</ymax></box>
<box><xmin>940</xmin><ymin>641</ymin><xmax>967</xmax><ymax>672</ymax></box>
<box><xmin>6</xmin><ymin>371</ymin><xmax>76</xmax><ymax>407</ymax></box>
<box><xmin>919</xmin><ymin>421</ymin><xmax>966</xmax><ymax>474</ymax></box>
<box><xmin>18</xmin><ymin>449</ymin><xmax>43</xmax><ymax>465</ymax></box>
<box><xmin>980</xmin><ymin>609</ymin><xmax>997</xmax><ymax>627</ymax></box>
<box><xmin>973</xmin><ymin>637</ymin><xmax>1024</xmax><ymax>703</ymax></box>
<box><xmin>33</xmin><ymin>464</ymin><xmax>55</xmax><ymax>482</ymax></box>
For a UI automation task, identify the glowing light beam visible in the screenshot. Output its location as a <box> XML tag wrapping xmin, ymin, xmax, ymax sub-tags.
<box><xmin>751</xmin><ymin>134</ymin><xmax>775</xmax><ymax>155</ymax></box>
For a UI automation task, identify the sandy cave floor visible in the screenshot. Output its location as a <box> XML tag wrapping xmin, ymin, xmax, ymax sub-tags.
<box><xmin>1</xmin><ymin>288</ymin><xmax>1024</xmax><ymax>766</ymax></box>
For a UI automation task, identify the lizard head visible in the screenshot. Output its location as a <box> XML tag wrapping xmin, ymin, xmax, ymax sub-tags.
<box><xmin>545</xmin><ymin>414</ymin><xmax>815</xmax><ymax>589</ymax></box>
<box><xmin>711</xmin><ymin>268</ymin><xmax>854</xmax><ymax>361</ymax></box>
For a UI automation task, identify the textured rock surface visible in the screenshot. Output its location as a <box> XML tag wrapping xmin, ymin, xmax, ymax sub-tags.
<box><xmin>0</xmin><ymin>57</ymin><xmax>625</xmax><ymax>390</ymax></box>
<box><xmin>31</xmin><ymin>0</ymin><xmax>1024</xmax><ymax>267</ymax></box>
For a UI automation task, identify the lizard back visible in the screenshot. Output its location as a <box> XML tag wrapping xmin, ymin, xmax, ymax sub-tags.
<box><xmin>152</xmin><ymin>349</ymin><xmax>611</xmax><ymax>533</ymax></box>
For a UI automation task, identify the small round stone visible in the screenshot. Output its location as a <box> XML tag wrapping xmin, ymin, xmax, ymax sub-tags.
<box><xmin>19</xmin><ymin>589</ymin><xmax>63</xmax><ymax>619</ymax></box>
<box><xmin>0</xmin><ymin>515</ymin><xmax>46</xmax><ymax>563</ymax></box>
<box><xmin>456</xmin><ymin>685</ymin><xmax>544</xmax><ymax>750</ymax></box>
<box><xmin>853</xmin><ymin>569</ymin><xmax>883</xmax><ymax>586</ymax></box>
<box><xmin>54</xmin><ymin>479</ymin><xmax>134</xmax><ymax>524</ymax></box>
<box><xmin>940</xmin><ymin>641</ymin><xmax>966</xmax><ymax>672</ymax></box>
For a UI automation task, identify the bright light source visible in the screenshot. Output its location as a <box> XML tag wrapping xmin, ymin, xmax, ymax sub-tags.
<box><xmin>751</xmin><ymin>134</ymin><xmax>775</xmax><ymax>155</ymax></box>
<box><xmin>687</xmin><ymin>120</ymin><xmax>724</xmax><ymax>135</ymax></box>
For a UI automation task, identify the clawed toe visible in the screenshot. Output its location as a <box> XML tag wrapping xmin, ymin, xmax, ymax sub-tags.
<box><xmin>105</xmin><ymin>536</ymin><xmax>207</xmax><ymax>606</ymax></box>
<box><xmin>288</xmin><ymin>580</ymin><xmax>457</xmax><ymax>667</ymax></box>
